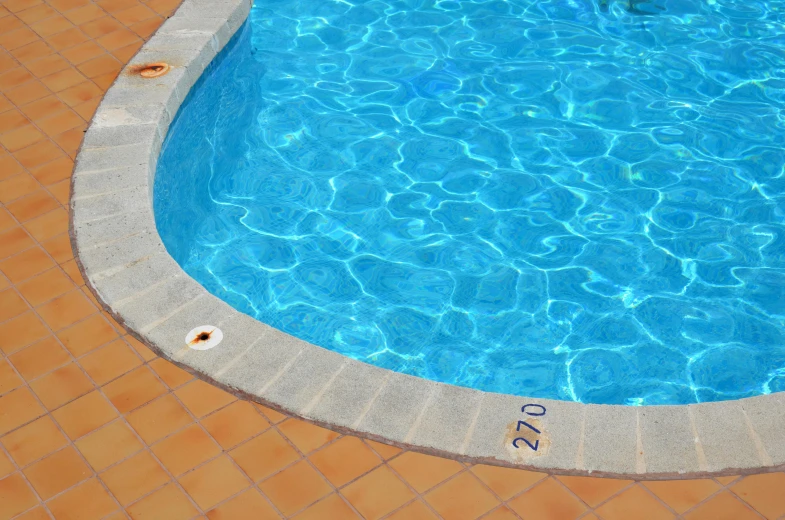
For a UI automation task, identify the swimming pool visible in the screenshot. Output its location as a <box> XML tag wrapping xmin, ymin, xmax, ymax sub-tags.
<box><xmin>154</xmin><ymin>0</ymin><xmax>785</xmax><ymax>405</ymax></box>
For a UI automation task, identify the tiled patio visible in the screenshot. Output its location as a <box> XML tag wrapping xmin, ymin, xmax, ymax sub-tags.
<box><xmin>1</xmin><ymin>0</ymin><xmax>785</xmax><ymax>518</ymax></box>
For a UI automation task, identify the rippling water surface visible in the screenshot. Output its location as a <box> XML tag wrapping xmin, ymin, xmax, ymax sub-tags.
<box><xmin>155</xmin><ymin>0</ymin><xmax>785</xmax><ymax>404</ymax></box>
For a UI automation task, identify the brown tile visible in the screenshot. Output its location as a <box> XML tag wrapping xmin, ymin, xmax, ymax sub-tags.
<box><xmin>152</xmin><ymin>423</ymin><xmax>221</xmax><ymax>476</ymax></box>
<box><xmin>19</xmin><ymin>95</ymin><xmax>68</xmax><ymax>123</ymax></box>
<box><xmin>35</xmin><ymin>109</ymin><xmax>84</xmax><ymax>136</ymax></box>
<box><xmin>16</xmin><ymin>3</ymin><xmax>56</xmax><ymax>23</ymax></box>
<box><xmin>292</xmin><ymin>493</ymin><xmax>361</xmax><ymax>520</ymax></box>
<box><xmin>507</xmin><ymin>478</ymin><xmax>588</xmax><ymax>520</ymax></box>
<box><xmin>4</xmin><ymin>0</ymin><xmax>42</xmax><ymax>13</ymax></box>
<box><xmin>30</xmin><ymin>156</ymin><xmax>73</xmax><ymax>187</ymax></box>
<box><xmin>51</xmin><ymin>124</ymin><xmax>86</xmax><ymax>156</ymax></box>
<box><xmin>63</xmin><ymin>3</ymin><xmax>104</xmax><ymax>25</ymax></box>
<box><xmin>12</xmin><ymin>139</ymin><xmax>64</xmax><ymax>169</ymax></box>
<box><xmin>73</xmin><ymin>96</ymin><xmax>101</xmax><ymax>119</ymax></box>
<box><xmin>47</xmin><ymin>178</ymin><xmax>71</xmax><ymax>204</ymax></box>
<box><xmin>13</xmin><ymin>506</ymin><xmax>52</xmax><ymax>520</ymax></box>
<box><xmin>9</xmin><ymin>336</ymin><xmax>71</xmax><ymax>381</ymax></box>
<box><xmin>46</xmin><ymin>478</ymin><xmax>118</xmax><ymax>520</ymax></box>
<box><xmin>0</xmin><ymin>208</ymin><xmax>14</xmax><ymax>232</ymax></box>
<box><xmin>389</xmin><ymin>451</ymin><xmax>463</xmax><ymax>494</ymax></box>
<box><xmin>0</xmin><ymin>227</ymin><xmax>35</xmax><ymax>261</ymax></box>
<box><xmin>0</xmin><ymin>359</ymin><xmax>23</xmax><ymax>395</ymax></box>
<box><xmin>480</xmin><ymin>506</ymin><xmax>520</xmax><ymax>520</ymax></box>
<box><xmin>424</xmin><ymin>471</ymin><xmax>499</xmax><ymax>520</ymax></box>
<box><xmin>47</xmin><ymin>27</ymin><xmax>90</xmax><ymax>51</ymax></box>
<box><xmin>259</xmin><ymin>459</ymin><xmax>331</xmax><ymax>517</ymax></box>
<box><xmin>0</xmin><ymin>109</ymin><xmax>28</xmax><ymax>133</ymax></box>
<box><xmin>10</xmin><ymin>41</ymin><xmax>52</xmax><ymax>64</ymax></box>
<box><xmin>731</xmin><ymin>473</ymin><xmax>785</xmax><ymax>519</ymax></box>
<box><xmin>7</xmin><ymin>83</ymin><xmax>47</xmax><ymax>112</ymax></box>
<box><xmin>57</xmin><ymin>313</ymin><xmax>119</xmax><ymax>356</ymax></box>
<box><xmin>0</xmin><ymin>247</ymin><xmax>55</xmax><ymax>283</ymax></box>
<box><xmin>174</xmin><ymin>379</ymin><xmax>236</xmax><ymax>418</ymax></box>
<box><xmin>0</xmin><ymin>94</ymin><xmax>11</xmax><ymax>113</ymax></box>
<box><xmin>40</xmin><ymin>233</ymin><xmax>72</xmax><ymax>264</ymax></box>
<box><xmin>0</xmin><ymin>15</ymin><xmax>25</xmax><ymax>34</ymax></box>
<box><xmin>0</xmin><ymin>288</ymin><xmax>27</xmax><ymax>322</ymax></box>
<box><xmin>36</xmin><ymin>289</ymin><xmax>96</xmax><ymax>331</ymax></box>
<box><xmin>97</xmin><ymin>27</ymin><xmax>139</xmax><ymax>51</ymax></box>
<box><xmin>200</xmin><ymin>400</ymin><xmax>268</xmax><ymax>450</ymax></box>
<box><xmin>129</xmin><ymin>15</ymin><xmax>162</xmax><ymax>38</ymax></box>
<box><xmin>103</xmin><ymin>366</ymin><xmax>167</xmax><ymax>413</ymax></box>
<box><xmin>684</xmin><ymin>490</ymin><xmax>762</xmax><ymax>520</ymax></box>
<box><xmin>48</xmin><ymin>0</ymin><xmax>91</xmax><ymax>11</ymax></box>
<box><xmin>113</xmin><ymin>3</ymin><xmax>155</xmax><ymax>24</ymax></box>
<box><xmin>278</xmin><ymin>418</ymin><xmax>339</xmax><ymax>455</ymax></box>
<box><xmin>228</xmin><ymin>428</ymin><xmax>300</xmax><ymax>483</ymax></box>
<box><xmin>0</xmin><ymin>153</ymin><xmax>24</xmax><ymax>181</ymax></box>
<box><xmin>595</xmin><ymin>485</ymin><xmax>675</xmax><ymax>520</ymax></box>
<box><xmin>111</xmin><ymin>40</ymin><xmax>142</xmax><ymax>62</ymax></box>
<box><xmin>17</xmin><ymin>267</ymin><xmax>73</xmax><ymax>307</ymax></box>
<box><xmin>0</xmin><ymin>124</ymin><xmax>45</xmax><ymax>151</ymax></box>
<box><xmin>57</xmin><ymin>79</ymin><xmax>101</xmax><ymax>106</ymax></box>
<box><xmin>60</xmin><ymin>41</ymin><xmax>104</xmax><ymax>67</ymax></box>
<box><xmin>96</xmin><ymin>0</ymin><xmax>137</xmax><ymax>13</ymax></box>
<box><xmin>556</xmin><ymin>475</ymin><xmax>633</xmax><ymax>508</ymax></box>
<box><xmin>207</xmin><ymin>488</ymin><xmax>280</xmax><ymax>520</ymax></box>
<box><xmin>0</xmin><ymin>312</ymin><xmax>50</xmax><ymax>355</ymax></box>
<box><xmin>0</xmin><ymin>27</ymin><xmax>39</xmax><ymax>50</ymax></box>
<box><xmin>51</xmin><ymin>390</ymin><xmax>118</xmax><ymax>440</ymax></box>
<box><xmin>253</xmin><ymin>403</ymin><xmax>287</xmax><ymax>424</ymax></box>
<box><xmin>386</xmin><ymin>501</ymin><xmax>441</xmax><ymax>520</ymax></box>
<box><xmin>716</xmin><ymin>476</ymin><xmax>741</xmax><ymax>486</ymax></box>
<box><xmin>0</xmin><ymin>450</ymin><xmax>12</xmax><ymax>479</ymax></box>
<box><xmin>126</xmin><ymin>482</ymin><xmax>200</xmax><ymax>520</ymax></box>
<box><xmin>310</xmin><ymin>435</ymin><xmax>382</xmax><ymax>487</ymax></box>
<box><xmin>26</xmin><ymin>53</ymin><xmax>72</xmax><ymax>79</ymax></box>
<box><xmin>178</xmin><ymin>455</ymin><xmax>250</xmax><ymax>511</ymax></box>
<box><xmin>79</xmin><ymin>339</ymin><xmax>142</xmax><ymax>386</ymax></box>
<box><xmin>60</xmin><ymin>258</ymin><xmax>83</xmax><ymax>285</ymax></box>
<box><xmin>0</xmin><ymin>67</ymin><xmax>35</xmax><ymax>90</ymax></box>
<box><xmin>23</xmin><ymin>445</ymin><xmax>91</xmax><ymax>499</ymax></box>
<box><xmin>470</xmin><ymin>464</ymin><xmax>546</xmax><ymax>501</ymax></box>
<box><xmin>144</xmin><ymin>0</ymin><xmax>181</xmax><ymax>15</ymax></box>
<box><xmin>0</xmin><ymin>472</ymin><xmax>39</xmax><ymax>520</ymax></box>
<box><xmin>0</xmin><ymin>173</ymin><xmax>39</xmax><ymax>204</ymax></box>
<box><xmin>0</xmin><ymin>387</ymin><xmax>45</xmax><ymax>435</ymax></box>
<box><xmin>30</xmin><ymin>14</ymin><xmax>73</xmax><ymax>37</ymax></box>
<box><xmin>100</xmin><ymin>450</ymin><xmax>170</xmax><ymax>505</ymax></box>
<box><xmin>342</xmin><ymin>465</ymin><xmax>416</xmax><ymax>520</ymax></box>
<box><xmin>643</xmin><ymin>479</ymin><xmax>721</xmax><ymax>515</ymax></box>
<box><xmin>148</xmin><ymin>358</ymin><xmax>193</xmax><ymax>389</ymax></box>
<box><xmin>125</xmin><ymin>394</ymin><xmax>191</xmax><ymax>446</ymax></box>
<box><xmin>29</xmin><ymin>362</ymin><xmax>93</xmax><ymax>410</ymax></box>
<box><xmin>73</xmin><ymin>420</ymin><xmax>141</xmax><ymax>472</ymax></box>
<box><xmin>80</xmin><ymin>15</ymin><xmax>123</xmax><ymax>38</ymax></box>
<box><xmin>40</xmin><ymin>67</ymin><xmax>85</xmax><ymax>92</ymax></box>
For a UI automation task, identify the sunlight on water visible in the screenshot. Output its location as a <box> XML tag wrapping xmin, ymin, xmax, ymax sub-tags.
<box><xmin>155</xmin><ymin>0</ymin><xmax>785</xmax><ymax>404</ymax></box>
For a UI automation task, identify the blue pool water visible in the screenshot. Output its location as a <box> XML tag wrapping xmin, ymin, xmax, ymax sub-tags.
<box><xmin>155</xmin><ymin>0</ymin><xmax>785</xmax><ymax>405</ymax></box>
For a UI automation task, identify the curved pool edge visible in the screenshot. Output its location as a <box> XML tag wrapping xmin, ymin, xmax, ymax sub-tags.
<box><xmin>69</xmin><ymin>0</ymin><xmax>785</xmax><ymax>480</ymax></box>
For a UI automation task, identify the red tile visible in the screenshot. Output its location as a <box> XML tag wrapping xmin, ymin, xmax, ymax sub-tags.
<box><xmin>57</xmin><ymin>313</ymin><xmax>119</xmax><ymax>356</ymax></box>
<box><xmin>125</xmin><ymin>394</ymin><xmax>193</xmax><ymax>445</ymax></box>
<box><xmin>0</xmin><ymin>247</ymin><xmax>56</xmax><ymax>283</ymax></box>
<box><xmin>309</xmin><ymin>436</ymin><xmax>381</xmax><ymax>487</ymax></box>
<box><xmin>74</xmin><ymin>420</ymin><xmax>143</xmax><ymax>471</ymax></box>
<box><xmin>259</xmin><ymin>459</ymin><xmax>332</xmax><ymax>517</ymax></box>
<box><xmin>278</xmin><ymin>418</ymin><xmax>339</xmax><ymax>454</ymax></box>
<box><xmin>174</xmin><ymin>379</ymin><xmax>236</xmax><ymax>418</ymax></box>
<box><xmin>36</xmin><ymin>289</ymin><xmax>97</xmax><ymax>331</ymax></box>
<box><xmin>200</xmin><ymin>400</ymin><xmax>268</xmax><ymax>449</ymax></box>
<box><xmin>16</xmin><ymin>267</ymin><xmax>74</xmax><ymax>307</ymax></box>
<box><xmin>51</xmin><ymin>390</ymin><xmax>118</xmax><ymax>440</ymax></box>
<box><xmin>79</xmin><ymin>338</ymin><xmax>142</xmax><ymax>385</ymax></box>
<box><xmin>0</xmin><ymin>387</ymin><xmax>45</xmax><ymax>435</ymax></box>
<box><xmin>229</xmin><ymin>428</ymin><xmax>300</xmax><ymax>483</ymax></box>
<box><xmin>126</xmin><ymin>482</ymin><xmax>199</xmax><ymax>520</ymax></box>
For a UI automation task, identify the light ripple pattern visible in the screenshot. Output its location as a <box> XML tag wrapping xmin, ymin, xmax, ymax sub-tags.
<box><xmin>155</xmin><ymin>0</ymin><xmax>785</xmax><ymax>405</ymax></box>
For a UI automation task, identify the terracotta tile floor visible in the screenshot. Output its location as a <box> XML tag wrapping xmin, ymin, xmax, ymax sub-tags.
<box><xmin>1</xmin><ymin>0</ymin><xmax>785</xmax><ymax>518</ymax></box>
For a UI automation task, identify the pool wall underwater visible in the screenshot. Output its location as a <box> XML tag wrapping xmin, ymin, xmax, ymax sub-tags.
<box><xmin>71</xmin><ymin>0</ymin><xmax>785</xmax><ymax>478</ymax></box>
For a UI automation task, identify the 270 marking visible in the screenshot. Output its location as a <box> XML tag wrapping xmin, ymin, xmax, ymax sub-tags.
<box><xmin>511</xmin><ymin>404</ymin><xmax>547</xmax><ymax>451</ymax></box>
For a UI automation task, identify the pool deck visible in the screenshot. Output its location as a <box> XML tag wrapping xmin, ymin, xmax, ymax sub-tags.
<box><xmin>2</xmin><ymin>0</ymin><xmax>785</xmax><ymax>517</ymax></box>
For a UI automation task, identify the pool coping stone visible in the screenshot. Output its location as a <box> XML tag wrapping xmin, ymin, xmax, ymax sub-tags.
<box><xmin>70</xmin><ymin>0</ymin><xmax>785</xmax><ymax>479</ymax></box>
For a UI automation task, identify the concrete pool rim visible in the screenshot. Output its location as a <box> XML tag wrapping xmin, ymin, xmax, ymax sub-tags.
<box><xmin>70</xmin><ymin>0</ymin><xmax>785</xmax><ymax>480</ymax></box>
